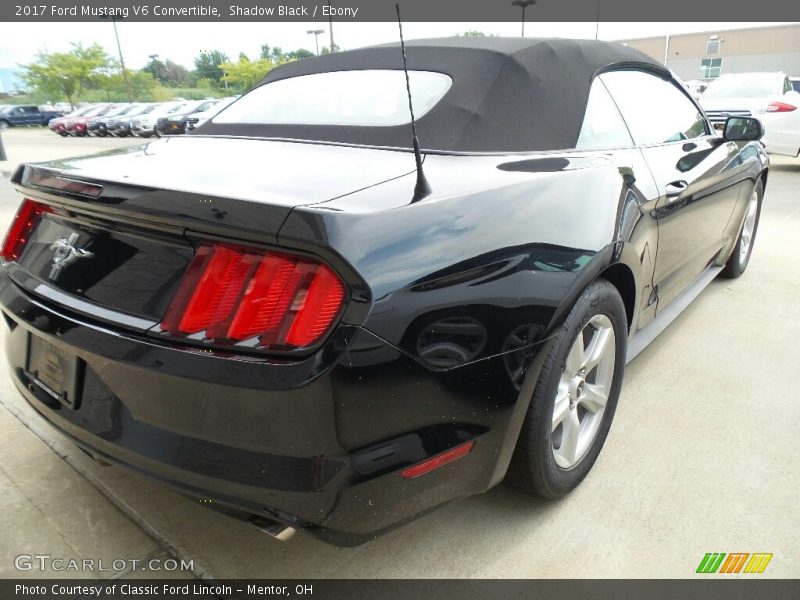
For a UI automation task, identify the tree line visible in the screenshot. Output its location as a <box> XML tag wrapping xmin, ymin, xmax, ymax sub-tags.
<box><xmin>18</xmin><ymin>33</ymin><xmax>484</xmax><ymax>107</ymax></box>
<box><xmin>19</xmin><ymin>42</ymin><xmax>333</xmax><ymax>107</ymax></box>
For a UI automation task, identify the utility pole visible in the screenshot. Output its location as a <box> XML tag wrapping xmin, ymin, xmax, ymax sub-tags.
<box><xmin>107</xmin><ymin>16</ymin><xmax>132</xmax><ymax>102</ymax></box>
<box><xmin>595</xmin><ymin>0</ymin><xmax>600</xmax><ymax>40</ymax></box>
<box><xmin>327</xmin><ymin>0</ymin><xmax>335</xmax><ymax>53</ymax></box>
<box><xmin>511</xmin><ymin>0</ymin><xmax>536</xmax><ymax>37</ymax></box>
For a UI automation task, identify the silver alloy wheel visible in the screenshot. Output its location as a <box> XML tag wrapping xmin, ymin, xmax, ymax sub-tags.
<box><xmin>552</xmin><ymin>314</ymin><xmax>616</xmax><ymax>469</ymax></box>
<box><xmin>739</xmin><ymin>188</ymin><xmax>759</xmax><ymax>264</ymax></box>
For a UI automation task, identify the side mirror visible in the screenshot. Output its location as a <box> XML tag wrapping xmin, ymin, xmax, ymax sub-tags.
<box><xmin>723</xmin><ymin>116</ymin><xmax>764</xmax><ymax>142</ymax></box>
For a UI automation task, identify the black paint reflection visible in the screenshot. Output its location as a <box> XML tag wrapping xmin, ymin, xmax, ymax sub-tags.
<box><xmin>13</xmin><ymin>214</ymin><xmax>193</xmax><ymax>320</ymax></box>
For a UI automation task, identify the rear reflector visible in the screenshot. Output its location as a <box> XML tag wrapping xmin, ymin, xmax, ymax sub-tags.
<box><xmin>1</xmin><ymin>199</ymin><xmax>53</xmax><ymax>261</ymax></box>
<box><xmin>160</xmin><ymin>243</ymin><xmax>345</xmax><ymax>352</ymax></box>
<box><xmin>401</xmin><ymin>440</ymin><xmax>475</xmax><ymax>479</ymax></box>
<box><xmin>766</xmin><ymin>101</ymin><xmax>797</xmax><ymax>113</ymax></box>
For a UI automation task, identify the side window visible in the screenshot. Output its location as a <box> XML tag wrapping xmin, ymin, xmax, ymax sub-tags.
<box><xmin>576</xmin><ymin>78</ymin><xmax>634</xmax><ymax>150</ymax></box>
<box><xmin>600</xmin><ymin>70</ymin><xmax>709</xmax><ymax>146</ymax></box>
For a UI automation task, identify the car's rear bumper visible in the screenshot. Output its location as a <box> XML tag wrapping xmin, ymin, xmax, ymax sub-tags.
<box><xmin>0</xmin><ymin>269</ymin><xmax>533</xmax><ymax>544</ymax></box>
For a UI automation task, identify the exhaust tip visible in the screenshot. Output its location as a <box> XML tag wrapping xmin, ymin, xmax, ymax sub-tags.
<box><xmin>250</xmin><ymin>515</ymin><xmax>296</xmax><ymax>541</ymax></box>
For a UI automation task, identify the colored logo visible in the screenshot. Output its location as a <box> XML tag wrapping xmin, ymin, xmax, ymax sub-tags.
<box><xmin>696</xmin><ymin>552</ymin><xmax>773</xmax><ymax>574</ymax></box>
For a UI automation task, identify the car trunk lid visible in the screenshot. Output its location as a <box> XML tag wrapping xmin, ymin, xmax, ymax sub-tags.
<box><xmin>7</xmin><ymin>137</ymin><xmax>413</xmax><ymax>330</ymax></box>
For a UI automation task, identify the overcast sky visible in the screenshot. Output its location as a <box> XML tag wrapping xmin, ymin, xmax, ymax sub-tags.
<box><xmin>0</xmin><ymin>22</ymin><xmax>796</xmax><ymax>70</ymax></box>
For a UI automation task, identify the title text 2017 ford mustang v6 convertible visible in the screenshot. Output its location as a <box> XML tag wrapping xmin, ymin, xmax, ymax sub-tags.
<box><xmin>0</xmin><ymin>38</ymin><xmax>768</xmax><ymax>545</ymax></box>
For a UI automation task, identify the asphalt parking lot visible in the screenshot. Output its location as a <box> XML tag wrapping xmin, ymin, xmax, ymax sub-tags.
<box><xmin>0</xmin><ymin>128</ymin><xmax>798</xmax><ymax>579</ymax></box>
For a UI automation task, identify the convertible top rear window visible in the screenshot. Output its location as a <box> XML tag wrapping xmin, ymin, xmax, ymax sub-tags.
<box><xmin>198</xmin><ymin>37</ymin><xmax>666</xmax><ymax>153</ymax></box>
<box><xmin>214</xmin><ymin>70</ymin><xmax>452</xmax><ymax>127</ymax></box>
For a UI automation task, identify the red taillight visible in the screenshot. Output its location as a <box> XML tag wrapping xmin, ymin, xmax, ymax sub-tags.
<box><xmin>160</xmin><ymin>244</ymin><xmax>345</xmax><ymax>352</ymax></box>
<box><xmin>1</xmin><ymin>199</ymin><xmax>53</xmax><ymax>261</ymax></box>
<box><xmin>767</xmin><ymin>101</ymin><xmax>797</xmax><ymax>112</ymax></box>
<box><xmin>401</xmin><ymin>440</ymin><xmax>475</xmax><ymax>479</ymax></box>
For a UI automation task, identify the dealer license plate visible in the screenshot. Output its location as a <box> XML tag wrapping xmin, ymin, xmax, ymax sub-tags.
<box><xmin>25</xmin><ymin>333</ymin><xmax>84</xmax><ymax>409</ymax></box>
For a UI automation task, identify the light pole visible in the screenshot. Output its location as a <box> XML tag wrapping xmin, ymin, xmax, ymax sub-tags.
<box><xmin>511</xmin><ymin>0</ymin><xmax>536</xmax><ymax>37</ymax></box>
<box><xmin>106</xmin><ymin>16</ymin><xmax>132</xmax><ymax>102</ymax></box>
<box><xmin>326</xmin><ymin>1</ymin><xmax>335</xmax><ymax>53</ymax></box>
<box><xmin>594</xmin><ymin>0</ymin><xmax>600</xmax><ymax>40</ymax></box>
<box><xmin>148</xmin><ymin>53</ymin><xmax>160</xmax><ymax>82</ymax></box>
<box><xmin>307</xmin><ymin>29</ymin><xmax>324</xmax><ymax>55</ymax></box>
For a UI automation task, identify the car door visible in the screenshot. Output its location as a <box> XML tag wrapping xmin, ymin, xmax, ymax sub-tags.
<box><xmin>575</xmin><ymin>77</ymin><xmax>662</xmax><ymax>331</ymax></box>
<box><xmin>22</xmin><ymin>106</ymin><xmax>40</xmax><ymax>125</ymax></box>
<box><xmin>601</xmin><ymin>69</ymin><xmax>746</xmax><ymax>310</ymax></box>
<box><xmin>7</xmin><ymin>106</ymin><xmax>25</xmax><ymax>124</ymax></box>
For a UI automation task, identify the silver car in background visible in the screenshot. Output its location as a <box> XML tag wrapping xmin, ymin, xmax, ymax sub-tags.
<box><xmin>130</xmin><ymin>101</ymin><xmax>187</xmax><ymax>138</ymax></box>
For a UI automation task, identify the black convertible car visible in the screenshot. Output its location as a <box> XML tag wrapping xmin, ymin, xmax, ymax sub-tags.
<box><xmin>0</xmin><ymin>38</ymin><xmax>767</xmax><ymax>545</ymax></box>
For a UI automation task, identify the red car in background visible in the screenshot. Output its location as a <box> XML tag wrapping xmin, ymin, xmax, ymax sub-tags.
<box><xmin>48</xmin><ymin>105</ymin><xmax>100</xmax><ymax>137</ymax></box>
<box><xmin>64</xmin><ymin>104</ymin><xmax>118</xmax><ymax>137</ymax></box>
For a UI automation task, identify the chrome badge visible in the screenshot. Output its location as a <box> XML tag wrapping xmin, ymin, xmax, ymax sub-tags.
<box><xmin>49</xmin><ymin>233</ymin><xmax>93</xmax><ymax>281</ymax></box>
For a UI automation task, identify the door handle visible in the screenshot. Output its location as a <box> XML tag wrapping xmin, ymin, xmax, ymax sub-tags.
<box><xmin>664</xmin><ymin>180</ymin><xmax>689</xmax><ymax>197</ymax></box>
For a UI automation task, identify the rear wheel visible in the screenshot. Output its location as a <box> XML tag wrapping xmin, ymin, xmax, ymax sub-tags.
<box><xmin>720</xmin><ymin>180</ymin><xmax>763</xmax><ymax>279</ymax></box>
<box><xmin>508</xmin><ymin>279</ymin><xmax>627</xmax><ymax>499</ymax></box>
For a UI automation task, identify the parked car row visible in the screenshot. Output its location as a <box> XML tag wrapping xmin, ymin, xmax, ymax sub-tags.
<box><xmin>46</xmin><ymin>97</ymin><xmax>239</xmax><ymax>139</ymax></box>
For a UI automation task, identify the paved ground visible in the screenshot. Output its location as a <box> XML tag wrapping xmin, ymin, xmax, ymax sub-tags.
<box><xmin>0</xmin><ymin>128</ymin><xmax>798</xmax><ymax>579</ymax></box>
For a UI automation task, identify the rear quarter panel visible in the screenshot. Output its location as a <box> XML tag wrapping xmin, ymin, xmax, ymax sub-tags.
<box><xmin>279</xmin><ymin>150</ymin><xmax>657</xmax><ymax>370</ymax></box>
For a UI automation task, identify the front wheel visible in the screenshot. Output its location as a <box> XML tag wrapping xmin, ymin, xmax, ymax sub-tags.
<box><xmin>0</xmin><ymin>120</ymin><xmax>10</xmax><ymax>130</ymax></box>
<box><xmin>508</xmin><ymin>279</ymin><xmax>627</xmax><ymax>500</ymax></box>
<box><xmin>720</xmin><ymin>179</ymin><xmax>763</xmax><ymax>279</ymax></box>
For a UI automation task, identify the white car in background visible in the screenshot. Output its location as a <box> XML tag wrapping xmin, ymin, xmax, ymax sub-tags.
<box><xmin>700</xmin><ymin>72</ymin><xmax>800</xmax><ymax>157</ymax></box>
<box><xmin>184</xmin><ymin>96</ymin><xmax>239</xmax><ymax>132</ymax></box>
<box><xmin>683</xmin><ymin>79</ymin><xmax>708</xmax><ymax>100</ymax></box>
<box><xmin>129</xmin><ymin>101</ymin><xmax>187</xmax><ymax>138</ymax></box>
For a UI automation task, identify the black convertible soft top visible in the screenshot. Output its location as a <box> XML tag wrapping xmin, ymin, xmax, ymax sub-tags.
<box><xmin>199</xmin><ymin>37</ymin><xmax>666</xmax><ymax>153</ymax></box>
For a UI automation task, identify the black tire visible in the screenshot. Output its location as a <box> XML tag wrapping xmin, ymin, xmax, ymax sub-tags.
<box><xmin>507</xmin><ymin>279</ymin><xmax>627</xmax><ymax>500</ymax></box>
<box><xmin>0</xmin><ymin>120</ymin><xmax>10</xmax><ymax>130</ymax></box>
<box><xmin>720</xmin><ymin>179</ymin><xmax>763</xmax><ymax>279</ymax></box>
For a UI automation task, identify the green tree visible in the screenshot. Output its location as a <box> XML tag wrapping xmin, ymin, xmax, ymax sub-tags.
<box><xmin>95</xmin><ymin>70</ymin><xmax>157</xmax><ymax>101</ymax></box>
<box><xmin>220</xmin><ymin>57</ymin><xmax>276</xmax><ymax>92</ymax></box>
<box><xmin>261</xmin><ymin>44</ymin><xmax>314</xmax><ymax>61</ymax></box>
<box><xmin>194</xmin><ymin>49</ymin><xmax>229</xmax><ymax>85</ymax></box>
<box><xmin>195</xmin><ymin>77</ymin><xmax>216</xmax><ymax>90</ymax></box>
<box><xmin>286</xmin><ymin>48</ymin><xmax>315</xmax><ymax>59</ymax></box>
<box><xmin>20</xmin><ymin>43</ymin><xmax>111</xmax><ymax>107</ymax></box>
<box><xmin>144</xmin><ymin>58</ymin><xmax>190</xmax><ymax>87</ymax></box>
<box><xmin>460</xmin><ymin>30</ymin><xmax>487</xmax><ymax>37</ymax></box>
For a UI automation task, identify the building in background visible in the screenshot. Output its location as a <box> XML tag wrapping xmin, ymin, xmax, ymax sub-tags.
<box><xmin>619</xmin><ymin>23</ymin><xmax>800</xmax><ymax>83</ymax></box>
